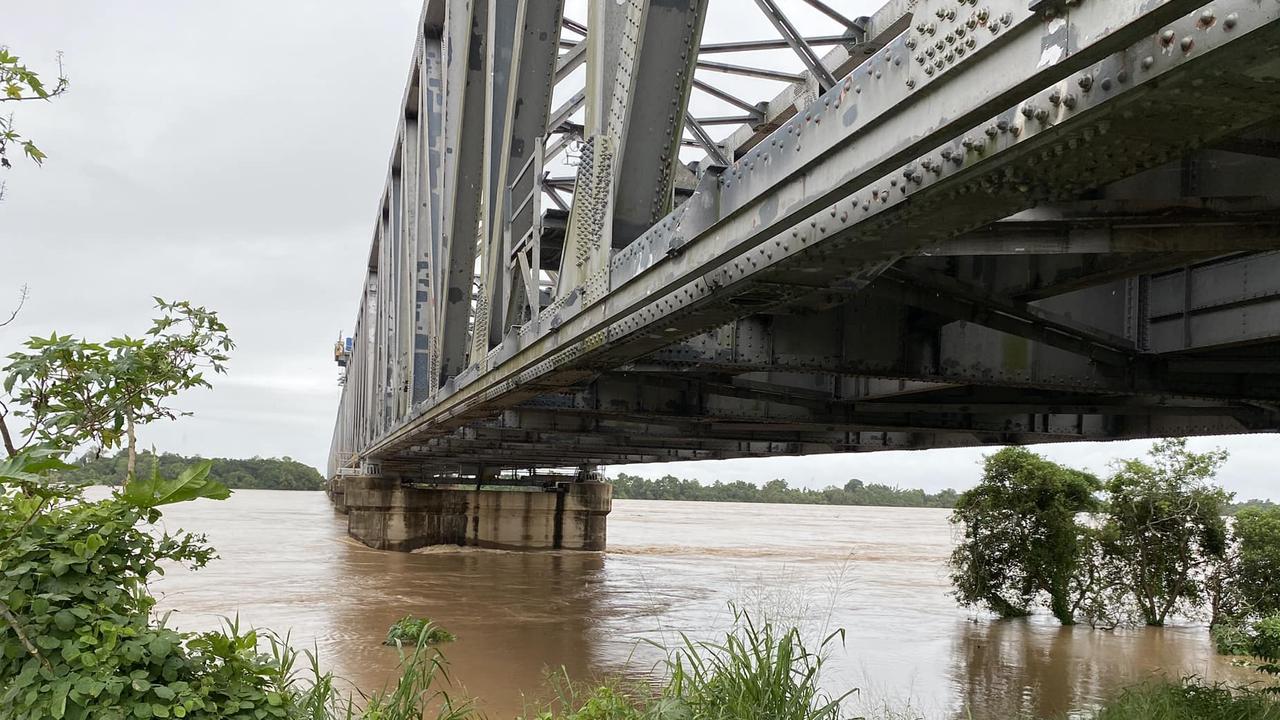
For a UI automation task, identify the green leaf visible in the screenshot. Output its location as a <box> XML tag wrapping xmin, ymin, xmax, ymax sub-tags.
<box><xmin>121</xmin><ymin>461</ymin><xmax>230</xmax><ymax>508</ymax></box>
<box><xmin>53</xmin><ymin>609</ymin><xmax>77</xmax><ymax>631</ymax></box>
<box><xmin>22</xmin><ymin>140</ymin><xmax>48</xmax><ymax>164</ymax></box>
<box><xmin>0</xmin><ymin>445</ymin><xmax>74</xmax><ymax>485</ymax></box>
<box><xmin>50</xmin><ymin>683</ymin><xmax>68</xmax><ymax>720</ymax></box>
<box><xmin>148</xmin><ymin>636</ymin><xmax>171</xmax><ymax>658</ymax></box>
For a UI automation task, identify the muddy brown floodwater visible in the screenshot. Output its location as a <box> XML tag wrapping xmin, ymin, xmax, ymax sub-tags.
<box><xmin>130</xmin><ymin>489</ymin><xmax>1254</xmax><ymax>719</ymax></box>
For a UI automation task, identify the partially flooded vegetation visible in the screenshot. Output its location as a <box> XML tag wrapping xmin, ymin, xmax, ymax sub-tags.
<box><xmin>384</xmin><ymin>616</ymin><xmax>456</xmax><ymax>647</ymax></box>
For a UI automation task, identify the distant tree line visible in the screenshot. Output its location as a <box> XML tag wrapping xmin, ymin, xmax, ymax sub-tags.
<box><xmin>611</xmin><ymin>473</ymin><xmax>959</xmax><ymax>508</ymax></box>
<box><xmin>1230</xmin><ymin>498</ymin><xmax>1279</xmax><ymax>514</ymax></box>
<box><xmin>62</xmin><ymin>450</ymin><xmax>324</xmax><ymax>491</ymax></box>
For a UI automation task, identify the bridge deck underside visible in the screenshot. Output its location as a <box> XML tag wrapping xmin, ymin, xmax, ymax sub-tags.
<box><xmin>331</xmin><ymin>0</ymin><xmax>1280</xmax><ymax>480</ymax></box>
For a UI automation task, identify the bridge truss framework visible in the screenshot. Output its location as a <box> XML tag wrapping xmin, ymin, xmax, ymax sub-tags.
<box><xmin>329</xmin><ymin>0</ymin><xmax>1280</xmax><ymax>483</ymax></box>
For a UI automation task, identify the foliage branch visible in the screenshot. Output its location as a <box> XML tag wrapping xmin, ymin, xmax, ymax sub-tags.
<box><xmin>0</xmin><ymin>46</ymin><xmax>68</xmax><ymax>198</ymax></box>
<box><xmin>2</xmin><ymin>298</ymin><xmax>233</xmax><ymax>477</ymax></box>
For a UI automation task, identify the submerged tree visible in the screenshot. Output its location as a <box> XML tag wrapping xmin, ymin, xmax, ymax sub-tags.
<box><xmin>949</xmin><ymin>447</ymin><xmax>1101</xmax><ymax>625</ymax></box>
<box><xmin>1097</xmin><ymin>438</ymin><xmax>1231</xmax><ymax>627</ymax></box>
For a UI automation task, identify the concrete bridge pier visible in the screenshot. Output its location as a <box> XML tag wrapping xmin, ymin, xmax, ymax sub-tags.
<box><xmin>326</xmin><ymin>477</ymin><xmax>348</xmax><ymax>514</ymax></box>
<box><xmin>337</xmin><ymin>476</ymin><xmax>612</xmax><ymax>552</ymax></box>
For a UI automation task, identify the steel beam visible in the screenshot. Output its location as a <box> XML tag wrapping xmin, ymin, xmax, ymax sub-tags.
<box><xmin>377</xmin><ymin>0</ymin><xmax>1280</xmax><ymax>457</ymax></box>
<box><xmin>752</xmin><ymin>0</ymin><xmax>838</xmax><ymax>91</ymax></box>
<box><xmin>435</xmin><ymin>0</ymin><xmax>489</xmax><ymax>386</ymax></box>
<box><xmin>414</xmin><ymin>33</ymin><xmax>446</xmax><ymax>401</ymax></box>
<box><xmin>331</xmin><ymin>0</ymin><xmax>1280</xmax><ymax>479</ymax></box>
<box><xmin>476</xmin><ymin>0</ymin><xmax>564</xmax><ymax>355</ymax></box>
<box><xmin>609</xmin><ymin>0</ymin><xmax>709</xmax><ymax>247</ymax></box>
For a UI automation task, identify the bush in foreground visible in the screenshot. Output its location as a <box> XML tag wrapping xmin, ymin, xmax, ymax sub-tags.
<box><xmin>1089</xmin><ymin>681</ymin><xmax>1280</xmax><ymax>720</ymax></box>
<box><xmin>0</xmin><ymin>461</ymin><xmax>472</xmax><ymax>720</ymax></box>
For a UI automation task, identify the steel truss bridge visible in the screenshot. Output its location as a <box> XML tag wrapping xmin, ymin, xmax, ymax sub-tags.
<box><xmin>329</xmin><ymin>0</ymin><xmax>1280</xmax><ymax>482</ymax></box>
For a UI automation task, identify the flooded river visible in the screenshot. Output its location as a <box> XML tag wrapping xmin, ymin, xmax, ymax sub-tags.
<box><xmin>141</xmin><ymin>489</ymin><xmax>1252</xmax><ymax>719</ymax></box>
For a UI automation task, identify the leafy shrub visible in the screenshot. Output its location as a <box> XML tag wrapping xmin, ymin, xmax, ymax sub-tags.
<box><xmin>525</xmin><ymin>685</ymin><xmax>645</xmax><ymax>720</ymax></box>
<box><xmin>0</xmin><ymin>462</ymin><xmax>291</xmax><ymax>720</ymax></box>
<box><xmin>1257</xmin><ymin>616</ymin><xmax>1280</xmax><ymax>661</ymax></box>
<box><xmin>1089</xmin><ymin>680</ymin><xmax>1280</xmax><ymax>719</ymax></box>
<box><xmin>1234</xmin><ymin>507</ymin><xmax>1280</xmax><ymax>617</ymax></box>
<box><xmin>1212</xmin><ymin>622</ymin><xmax>1253</xmax><ymax>657</ymax></box>
<box><xmin>1211</xmin><ymin>613</ymin><xmax>1280</xmax><ymax>691</ymax></box>
<box><xmin>383</xmin><ymin>616</ymin><xmax>455</xmax><ymax>646</ymax></box>
<box><xmin>0</xmin><ymin>459</ymin><xmax>473</xmax><ymax>720</ymax></box>
<box><xmin>0</xmin><ymin>301</ymin><xmax>475</xmax><ymax>720</ymax></box>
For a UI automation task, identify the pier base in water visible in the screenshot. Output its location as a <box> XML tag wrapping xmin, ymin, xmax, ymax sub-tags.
<box><xmin>326</xmin><ymin>477</ymin><xmax>348</xmax><ymax>514</ymax></box>
<box><xmin>337</xmin><ymin>477</ymin><xmax>612</xmax><ymax>552</ymax></box>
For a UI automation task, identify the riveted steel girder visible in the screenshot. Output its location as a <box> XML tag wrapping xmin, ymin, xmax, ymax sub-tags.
<box><xmin>330</xmin><ymin>0</ymin><xmax>1280</xmax><ymax>480</ymax></box>
<box><xmin>436</xmin><ymin>0</ymin><xmax>489</xmax><ymax>385</ymax></box>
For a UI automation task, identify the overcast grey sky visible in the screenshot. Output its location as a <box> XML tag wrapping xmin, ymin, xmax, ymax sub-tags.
<box><xmin>4</xmin><ymin>2</ymin><xmax>1277</xmax><ymax>499</ymax></box>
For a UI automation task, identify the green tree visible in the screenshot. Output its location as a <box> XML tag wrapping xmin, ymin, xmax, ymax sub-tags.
<box><xmin>948</xmin><ymin>447</ymin><xmax>1101</xmax><ymax>624</ymax></box>
<box><xmin>1231</xmin><ymin>506</ymin><xmax>1280</xmax><ymax>618</ymax></box>
<box><xmin>760</xmin><ymin>479</ymin><xmax>790</xmax><ymax>504</ymax></box>
<box><xmin>0</xmin><ymin>303</ymin><xmax>254</xmax><ymax>719</ymax></box>
<box><xmin>3</xmin><ymin>298</ymin><xmax>233</xmax><ymax>478</ymax></box>
<box><xmin>1</xmin><ymin>307</ymin><xmax>466</xmax><ymax>720</ymax></box>
<box><xmin>1098</xmin><ymin>438</ymin><xmax>1231</xmax><ymax>626</ymax></box>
